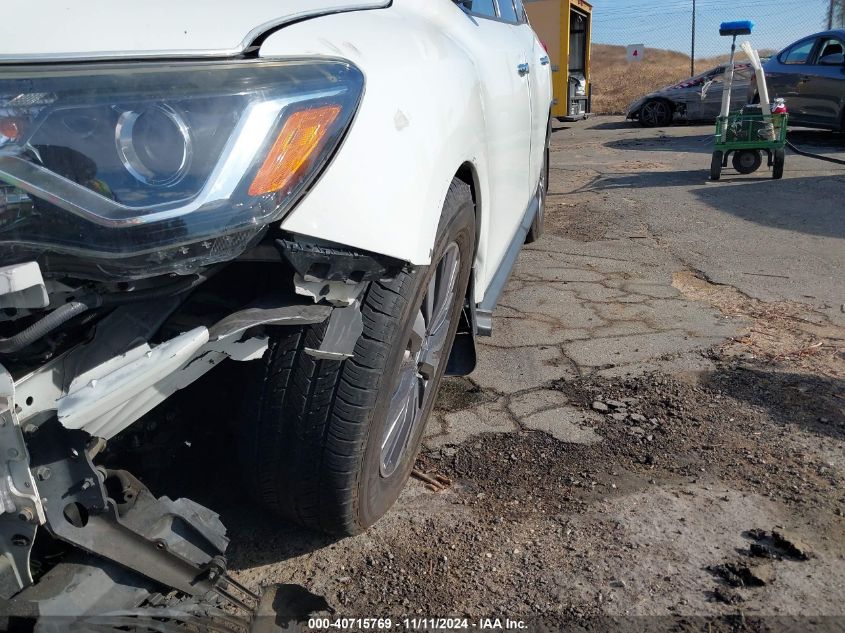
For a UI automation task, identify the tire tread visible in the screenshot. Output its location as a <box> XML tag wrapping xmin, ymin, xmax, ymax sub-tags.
<box><xmin>238</xmin><ymin>179</ymin><xmax>473</xmax><ymax>534</ymax></box>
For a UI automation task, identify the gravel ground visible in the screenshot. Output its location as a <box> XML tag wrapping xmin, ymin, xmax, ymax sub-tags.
<box><xmin>125</xmin><ymin>117</ymin><xmax>845</xmax><ymax>632</ymax></box>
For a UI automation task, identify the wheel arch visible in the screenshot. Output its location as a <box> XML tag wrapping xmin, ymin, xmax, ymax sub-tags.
<box><xmin>446</xmin><ymin>160</ymin><xmax>482</xmax><ymax>377</ymax></box>
<box><xmin>651</xmin><ymin>96</ymin><xmax>676</xmax><ymax>110</ymax></box>
<box><xmin>454</xmin><ymin>161</ymin><xmax>482</xmax><ymax>260</ymax></box>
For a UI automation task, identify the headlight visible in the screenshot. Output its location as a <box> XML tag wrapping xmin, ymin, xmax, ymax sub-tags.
<box><xmin>0</xmin><ymin>60</ymin><xmax>363</xmax><ymax>279</ymax></box>
<box><xmin>115</xmin><ymin>105</ymin><xmax>193</xmax><ymax>187</ymax></box>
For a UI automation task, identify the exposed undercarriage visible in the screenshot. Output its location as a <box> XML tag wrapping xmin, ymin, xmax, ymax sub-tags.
<box><xmin>0</xmin><ymin>233</ymin><xmax>408</xmax><ymax>631</ymax></box>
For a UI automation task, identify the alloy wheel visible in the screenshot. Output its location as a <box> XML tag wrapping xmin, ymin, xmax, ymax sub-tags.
<box><xmin>641</xmin><ymin>100</ymin><xmax>671</xmax><ymax>127</ymax></box>
<box><xmin>379</xmin><ymin>243</ymin><xmax>461</xmax><ymax>478</ymax></box>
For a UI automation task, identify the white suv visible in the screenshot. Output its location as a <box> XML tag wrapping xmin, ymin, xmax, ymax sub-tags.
<box><xmin>0</xmin><ymin>0</ymin><xmax>550</xmax><ymax>617</ymax></box>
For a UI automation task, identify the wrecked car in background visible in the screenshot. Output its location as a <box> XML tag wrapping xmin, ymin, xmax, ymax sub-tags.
<box><xmin>0</xmin><ymin>0</ymin><xmax>552</xmax><ymax>627</ymax></box>
<box><xmin>627</xmin><ymin>62</ymin><xmax>755</xmax><ymax>127</ymax></box>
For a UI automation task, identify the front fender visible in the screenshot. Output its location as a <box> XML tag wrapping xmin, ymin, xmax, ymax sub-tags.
<box><xmin>259</xmin><ymin>3</ymin><xmax>488</xmax><ymax>267</ymax></box>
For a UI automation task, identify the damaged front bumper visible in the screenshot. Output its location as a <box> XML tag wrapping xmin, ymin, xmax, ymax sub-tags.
<box><xmin>0</xmin><ymin>346</ymin><xmax>262</xmax><ymax>630</ymax></box>
<box><xmin>0</xmin><ymin>227</ymin><xmax>412</xmax><ymax>626</ymax></box>
<box><xmin>14</xmin><ymin>297</ymin><xmax>332</xmax><ymax>440</ymax></box>
<box><xmin>0</xmin><ymin>279</ymin><xmax>369</xmax><ymax>628</ymax></box>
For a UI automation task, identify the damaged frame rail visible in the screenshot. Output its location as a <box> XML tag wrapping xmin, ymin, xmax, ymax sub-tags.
<box><xmin>0</xmin><ymin>290</ymin><xmax>362</xmax><ymax>628</ymax></box>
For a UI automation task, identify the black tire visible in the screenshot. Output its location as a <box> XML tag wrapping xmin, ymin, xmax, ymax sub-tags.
<box><xmin>710</xmin><ymin>151</ymin><xmax>723</xmax><ymax>181</ymax></box>
<box><xmin>237</xmin><ymin>179</ymin><xmax>476</xmax><ymax>535</ymax></box>
<box><xmin>526</xmin><ymin>120</ymin><xmax>551</xmax><ymax>244</ymax></box>
<box><xmin>732</xmin><ymin>149</ymin><xmax>763</xmax><ymax>174</ymax></box>
<box><xmin>772</xmin><ymin>148</ymin><xmax>785</xmax><ymax>180</ymax></box>
<box><xmin>639</xmin><ymin>99</ymin><xmax>673</xmax><ymax>128</ymax></box>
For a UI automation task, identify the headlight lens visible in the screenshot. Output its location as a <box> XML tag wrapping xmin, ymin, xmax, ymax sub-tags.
<box><xmin>115</xmin><ymin>104</ymin><xmax>193</xmax><ymax>187</ymax></box>
<box><xmin>0</xmin><ymin>60</ymin><xmax>363</xmax><ymax>279</ymax></box>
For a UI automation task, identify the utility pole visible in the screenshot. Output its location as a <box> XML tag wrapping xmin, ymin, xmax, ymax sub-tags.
<box><xmin>829</xmin><ymin>0</ymin><xmax>835</xmax><ymax>29</ymax></box>
<box><xmin>691</xmin><ymin>0</ymin><xmax>697</xmax><ymax>77</ymax></box>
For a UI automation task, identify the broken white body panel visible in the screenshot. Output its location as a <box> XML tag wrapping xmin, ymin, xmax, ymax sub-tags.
<box><xmin>0</xmin><ymin>263</ymin><xmax>48</xmax><ymax>310</ymax></box>
<box><xmin>262</xmin><ymin>0</ymin><xmax>552</xmax><ymax>303</ymax></box>
<box><xmin>2</xmin><ymin>0</ymin><xmax>553</xmax><ymax>442</ymax></box>
<box><xmin>2</xmin><ymin>0</ymin><xmax>551</xmax><ymax>312</ymax></box>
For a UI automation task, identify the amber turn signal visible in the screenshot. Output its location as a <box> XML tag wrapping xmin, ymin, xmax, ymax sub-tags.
<box><xmin>248</xmin><ymin>105</ymin><xmax>342</xmax><ymax>197</ymax></box>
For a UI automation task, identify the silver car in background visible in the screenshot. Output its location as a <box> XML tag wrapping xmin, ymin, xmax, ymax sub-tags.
<box><xmin>628</xmin><ymin>63</ymin><xmax>755</xmax><ymax>127</ymax></box>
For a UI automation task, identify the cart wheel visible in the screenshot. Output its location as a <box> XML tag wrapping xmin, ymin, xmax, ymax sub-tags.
<box><xmin>772</xmin><ymin>148</ymin><xmax>785</xmax><ymax>180</ymax></box>
<box><xmin>732</xmin><ymin>149</ymin><xmax>762</xmax><ymax>174</ymax></box>
<box><xmin>710</xmin><ymin>151</ymin><xmax>723</xmax><ymax>181</ymax></box>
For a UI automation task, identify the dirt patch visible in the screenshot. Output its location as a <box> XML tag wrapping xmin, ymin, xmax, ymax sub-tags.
<box><xmin>673</xmin><ymin>270</ymin><xmax>845</xmax><ymax>380</ymax></box>
<box><xmin>544</xmin><ymin>196</ymin><xmax>613</xmax><ymax>242</ymax></box>
<box><xmin>434</xmin><ymin>376</ymin><xmax>493</xmax><ymax>412</ymax></box>
<box><xmin>428</xmin><ymin>369</ymin><xmax>844</xmax><ymax>521</ymax></box>
<box><xmin>321</xmin><ymin>367</ymin><xmax>845</xmax><ymax>622</ymax></box>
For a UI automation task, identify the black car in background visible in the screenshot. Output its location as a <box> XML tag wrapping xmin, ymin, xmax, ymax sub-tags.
<box><xmin>750</xmin><ymin>30</ymin><xmax>845</xmax><ymax>132</ymax></box>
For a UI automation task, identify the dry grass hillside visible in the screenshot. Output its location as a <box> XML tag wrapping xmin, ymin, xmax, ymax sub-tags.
<box><xmin>590</xmin><ymin>44</ymin><xmax>736</xmax><ymax>115</ymax></box>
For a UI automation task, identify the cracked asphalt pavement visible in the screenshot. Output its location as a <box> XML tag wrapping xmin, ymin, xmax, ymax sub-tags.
<box><xmin>425</xmin><ymin>118</ymin><xmax>843</xmax><ymax>448</ymax></box>
<box><xmin>154</xmin><ymin>117</ymin><xmax>845</xmax><ymax>629</ymax></box>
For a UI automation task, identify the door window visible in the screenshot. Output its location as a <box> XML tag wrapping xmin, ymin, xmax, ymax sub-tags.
<box><xmin>569</xmin><ymin>12</ymin><xmax>588</xmax><ymax>73</ymax></box>
<box><xmin>733</xmin><ymin>66</ymin><xmax>753</xmax><ymax>81</ymax></box>
<box><xmin>496</xmin><ymin>0</ymin><xmax>518</xmax><ymax>23</ymax></box>
<box><xmin>465</xmin><ymin>0</ymin><xmax>497</xmax><ymax>19</ymax></box>
<box><xmin>815</xmin><ymin>38</ymin><xmax>845</xmax><ymax>65</ymax></box>
<box><xmin>780</xmin><ymin>39</ymin><xmax>816</xmax><ymax>65</ymax></box>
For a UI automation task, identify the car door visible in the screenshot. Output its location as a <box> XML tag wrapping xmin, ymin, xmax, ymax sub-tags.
<box><xmin>459</xmin><ymin>0</ymin><xmax>533</xmax><ymax>295</ymax></box>
<box><xmin>767</xmin><ymin>37</ymin><xmax>819</xmax><ymax>119</ymax></box>
<box><xmin>800</xmin><ymin>36</ymin><xmax>845</xmax><ymax>128</ymax></box>
<box><xmin>699</xmin><ymin>68</ymin><xmax>726</xmax><ymax>119</ymax></box>
<box><xmin>502</xmin><ymin>0</ymin><xmax>551</xmax><ymax>194</ymax></box>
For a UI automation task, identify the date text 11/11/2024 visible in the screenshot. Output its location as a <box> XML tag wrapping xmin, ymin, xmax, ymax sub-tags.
<box><xmin>307</xmin><ymin>617</ymin><xmax>529</xmax><ymax>630</ymax></box>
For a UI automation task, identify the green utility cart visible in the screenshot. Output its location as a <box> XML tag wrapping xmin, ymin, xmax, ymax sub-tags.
<box><xmin>710</xmin><ymin>111</ymin><xmax>787</xmax><ymax>180</ymax></box>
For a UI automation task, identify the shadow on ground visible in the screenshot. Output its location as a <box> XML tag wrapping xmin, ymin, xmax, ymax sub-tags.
<box><xmin>604</xmin><ymin>127</ymin><xmax>843</xmax><ymax>157</ymax></box>
<box><xmin>701</xmin><ymin>364</ymin><xmax>845</xmax><ymax>441</ymax></box>
<box><xmin>576</xmin><ymin>171</ymin><xmax>845</xmax><ymax>239</ymax></box>
<box><xmin>103</xmin><ymin>362</ymin><xmax>343</xmax><ymax>571</ymax></box>
<box><xmin>586</xmin><ymin>120</ymin><xmax>639</xmax><ymax>131</ymax></box>
<box><xmin>604</xmin><ymin>134</ymin><xmax>713</xmax><ymax>154</ymax></box>
<box><xmin>691</xmin><ymin>174</ymin><xmax>845</xmax><ymax>239</ymax></box>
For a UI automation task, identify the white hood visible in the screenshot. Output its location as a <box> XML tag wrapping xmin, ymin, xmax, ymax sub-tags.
<box><xmin>0</xmin><ymin>0</ymin><xmax>390</xmax><ymax>62</ymax></box>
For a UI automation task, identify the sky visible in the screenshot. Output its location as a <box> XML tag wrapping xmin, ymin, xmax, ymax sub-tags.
<box><xmin>590</xmin><ymin>0</ymin><xmax>830</xmax><ymax>57</ymax></box>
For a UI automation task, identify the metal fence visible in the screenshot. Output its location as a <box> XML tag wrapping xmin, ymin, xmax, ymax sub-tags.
<box><xmin>591</xmin><ymin>0</ymin><xmax>832</xmax><ymax>74</ymax></box>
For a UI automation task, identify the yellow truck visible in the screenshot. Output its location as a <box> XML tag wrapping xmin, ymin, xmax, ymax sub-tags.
<box><xmin>525</xmin><ymin>0</ymin><xmax>592</xmax><ymax>121</ymax></box>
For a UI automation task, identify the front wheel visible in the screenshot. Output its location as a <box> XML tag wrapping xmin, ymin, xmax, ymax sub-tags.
<box><xmin>639</xmin><ymin>99</ymin><xmax>673</xmax><ymax>127</ymax></box>
<box><xmin>237</xmin><ymin>179</ymin><xmax>476</xmax><ymax>535</ymax></box>
<box><xmin>772</xmin><ymin>148</ymin><xmax>785</xmax><ymax>179</ymax></box>
<box><xmin>710</xmin><ymin>151</ymin><xmax>723</xmax><ymax>181</ymax></box>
